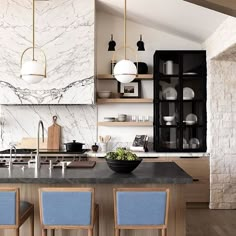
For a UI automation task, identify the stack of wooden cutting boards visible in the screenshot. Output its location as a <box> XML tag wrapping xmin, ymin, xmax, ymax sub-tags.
<box><xmin>47</xmin><ymin>116</ymin><xmax>61</xmax><ymax>151</ymax></box>
<box><xmin>16</xmin><ymin>116</ymin><xmax>61</xmax><ymax>150</ymax></box>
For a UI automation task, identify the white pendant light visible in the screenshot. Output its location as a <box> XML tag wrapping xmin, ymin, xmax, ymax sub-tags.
<box><xmin>113</xmin><ymin>0</ymin><xmax>137</xmax><ymax>83</ymax></box>
<box><xmin>20</xmin><ymin>0</ymin><xmax>47</xmax><ymax>84</ymax></box>
<box><xmin>113</xmin><ymin>59</ymin><xmax>137</xmax><ymax>83</ymax></box>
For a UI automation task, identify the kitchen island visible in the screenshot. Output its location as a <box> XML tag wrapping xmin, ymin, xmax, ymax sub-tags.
<box><xmin>0</xmin><ymin>162</ymin><xmax>192</xmax><ymax>236</ymax></box>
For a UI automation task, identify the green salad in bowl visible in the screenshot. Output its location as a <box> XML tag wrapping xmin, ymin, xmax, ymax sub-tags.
<box><xmin>105</xmin><ymin>148</ymin><xmax>142</xmax><ymax>173</ymax></box>
<box><xmin>106</xmin><ymin>148</ymin><xmax>139</xmax><ymax>161</ymax></box>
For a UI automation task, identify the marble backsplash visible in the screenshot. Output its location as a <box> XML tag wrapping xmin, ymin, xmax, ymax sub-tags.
<box><xmin>0</xmin><ymin>105</ymin><xmax>97</xmax><ymax>150</ymax></box>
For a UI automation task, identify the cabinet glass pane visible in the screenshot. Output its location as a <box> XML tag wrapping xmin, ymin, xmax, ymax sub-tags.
<box><xmin>183</xmin><ymin>102</ymin><xmax>205</xmax><ymax>125</ymax></box>
<box><xmin>159</xmin><ymin>78</ymin><xmax>179</xmax><ymax>100</ymax></box>
<box><xmin>183</xmin><ymin>53</ymin><xmax>206</xmax><ymax>76</ymax></box>
<box><xmin>183</xmin><ymin>127</ymin><xmax>205</xmax><ymax>150</ymax></box>
<box><xmin>183</xmin><ymin>78</ymin><xmax>205</xmax><ymax>100</ymax></box>
<box><xmin>159</xmin><ymin>102</ymin><xmax>179</xmax><ymax>125</ymax></box>
<box><xmin>159</xmin><ymin>128</ymin><xmax>179</xmax><ymax>149</ymax></box>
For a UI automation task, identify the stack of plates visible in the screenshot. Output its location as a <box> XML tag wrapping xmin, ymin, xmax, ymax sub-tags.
<box><xmin>183</xmin><ymin>87</ymin><xmax>195</xmax><ymax>100</ymax></box>
<box><xmin>117</xmin><ymin>114</ymin><xmax>127</xmax><ymax>122</ymax></box>
<box><xmin>183</xmin><ymin>72</ymin><xmax>197</xmax><ymax>75</ymax></box>
<box><xmin>162</xmin><ymin>87</ymin><xmax>177</xmax><ymax>100</ymax></box>
<box><xmin>104</xmin><ymin>117</ymin><xmax>115</xmax><ymax>122</ymax></box>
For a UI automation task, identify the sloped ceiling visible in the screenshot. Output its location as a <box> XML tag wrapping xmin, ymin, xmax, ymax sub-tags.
<box><xmin>96</xmin><ymin>0</ymin><xmax>228</xmax><ymax>43</ymax></box>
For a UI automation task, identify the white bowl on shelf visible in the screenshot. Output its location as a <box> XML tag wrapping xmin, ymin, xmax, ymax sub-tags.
<box><xmin>97</xmin><ymin>91</ymin><xmax>112</xmax><ymax>98</ymax></box>
<box><xmin>163</xmin><ymin>116</ymin><xmax>175</xmax><ymax>125</ymax></box>
<box><xmin>183</xmin><ymin>120</ymin><xmax>196</xmax><ymax>125</ymax></box>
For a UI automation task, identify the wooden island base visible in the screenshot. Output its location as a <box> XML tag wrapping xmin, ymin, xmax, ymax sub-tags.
<box><xmin>0</xmin><ymin>183</ymin><xmax>186</xmax><ymax>236</ymax></box>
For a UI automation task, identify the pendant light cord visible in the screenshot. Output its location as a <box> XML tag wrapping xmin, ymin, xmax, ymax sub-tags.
<box><xmin>124</xmin><ymin>0</ymin><xmax>127</xmax><ymax>60</ymax></box>
<box><xmin>33</xmin><ymin>0</ymin><xmax>35</xmax><ymax>61</ymax></box>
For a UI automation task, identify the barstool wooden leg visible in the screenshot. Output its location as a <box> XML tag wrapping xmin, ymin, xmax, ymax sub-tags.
<box><xmin>96</xmin><ymin>207</ymin><xmax>99</xmax><ymax>236</ymax></box>
<box><xmin>115</xmin><ymin>229</ymin><xmax>120</xmax><ymax>236</ymax></box>
<box><xmin>15</xmin><ymin>228</ymin><xmax>19</xmax><ymax>236</ymax></box>
<box><xmin>42</xmin><ymin>228</ymin><xmax>47</xmax><ymax>236</ymax></box>
<box><xmin>88</xmin><ymin>229</ymin><xmax>93</xmax><ymax>236</ymax></box>
<box><xmin>161</xmin><ymin>228</ymin><xmax>165</xmax><ymax>236</ymax></box>
<box><xmin>30</xmin><ymin>210</ymin><xmax>34</xmax><ymax>236</ymax></box>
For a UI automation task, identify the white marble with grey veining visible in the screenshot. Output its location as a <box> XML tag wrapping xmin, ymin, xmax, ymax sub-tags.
<box><xmin>0</xmin><ymin>105</ymin><xmax>97</xmax><ymax>150</ymax></box>
<box><xmin>0</xmin><ymin>0</ymin><xmax>95</xmax><ymax>104</ymax></box>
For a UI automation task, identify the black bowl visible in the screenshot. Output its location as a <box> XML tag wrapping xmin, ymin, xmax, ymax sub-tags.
<box><xmin>105</xmin><ymin>159</ymin><xmax>142</xmax><ymax>173</ymax></box>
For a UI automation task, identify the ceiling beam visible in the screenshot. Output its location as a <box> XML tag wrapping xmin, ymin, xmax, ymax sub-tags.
<box><xmin>183</xmin><ymin>0</ymin><xmax>236</xmax><ymax>17</ymax></box>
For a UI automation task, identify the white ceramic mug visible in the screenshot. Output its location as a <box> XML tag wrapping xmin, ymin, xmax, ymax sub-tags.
<box><xmin>163</xmin><ymin>60</ymin><xmax>174</xmax><ymax>75</ymax></box>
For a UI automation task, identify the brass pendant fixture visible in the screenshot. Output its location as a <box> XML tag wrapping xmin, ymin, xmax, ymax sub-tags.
<box><xmin>112</xmin><ymin>0</ymin><xmax>138</xmax><ymax>83</ymax></box>
<box><xmin>20</xmin><ymin>0</ymin><xmax>47</xmax><ymax>84</ymax></box>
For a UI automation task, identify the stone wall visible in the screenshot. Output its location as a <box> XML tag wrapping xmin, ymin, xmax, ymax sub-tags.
<box><xmin>204</xmin><ymin>17</ymin><xmax>236</xmax><ymax>209</ymax></box>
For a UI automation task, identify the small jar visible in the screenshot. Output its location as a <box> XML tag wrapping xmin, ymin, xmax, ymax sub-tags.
<box><xmin>92</xmin><ymin>143</ymin><xmax>99</xmax><ymax>152</ymax></box>
<box><xmin>110</xmin><ymin>60</ymin><xmax>116</xmax><ymax>74</ymax></box>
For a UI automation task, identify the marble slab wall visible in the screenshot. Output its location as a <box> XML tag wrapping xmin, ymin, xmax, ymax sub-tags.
<box><xmin>0</xmin><ymin>0</ymin><xmax>97</xmax><ymax>149</ymax></box>
<box><xmin>0</xmin><ymin>105</ymin><xmax>97</xmax><ymax>150</ymax></box>
<box><xmin>0</xmin><ymin>0</ymin><xmax>95</xmax><ymax>104</ymax></box>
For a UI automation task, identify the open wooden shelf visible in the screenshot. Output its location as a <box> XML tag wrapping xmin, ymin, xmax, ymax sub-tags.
<box><xmin>97</xmin><ymin>98</ymin><xmax>153</xmax><ymax>104</ymax></box>
<box><xmin>98</xmin><ymin>121</ymin><xmax>153</xmax><ymax>127</ymax></box>
<box><xmin>97</xmin><ymin>74</ymin><xmax>153</xmax><ymax>80</ymax></box>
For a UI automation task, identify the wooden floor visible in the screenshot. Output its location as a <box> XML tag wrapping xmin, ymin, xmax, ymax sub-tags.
<box><xmin>187</xmin><ymin>208</ymin><xmax>236</xmax><ymax>236</ymax></box>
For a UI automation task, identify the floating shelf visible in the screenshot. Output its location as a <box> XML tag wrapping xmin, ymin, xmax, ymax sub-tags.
<box><xmin>97</xmin><ymin>98</ymin><xmax>153</xmax><ymax>104</ymax></box>
<box><xmin>98</xmin><ymin>122</ymin><xmax>153</xmax><ymax>127</ymax></box>
<box><xmin>97</xmin><ymin>74</ymin><xmax>153</xmax><ymax>80</ymax></box>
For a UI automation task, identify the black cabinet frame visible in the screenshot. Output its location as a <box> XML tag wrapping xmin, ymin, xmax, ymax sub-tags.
<box><xmin>153</xmin><ymin>50</ymin><xmax>207</xmax><ymax>152</ymax></box>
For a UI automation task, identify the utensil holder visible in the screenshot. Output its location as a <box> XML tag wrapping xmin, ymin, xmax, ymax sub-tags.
<box><xmin>100</xmin><ymin>143</ymin><xmax>107</xmax><ymax>153</ymax></box>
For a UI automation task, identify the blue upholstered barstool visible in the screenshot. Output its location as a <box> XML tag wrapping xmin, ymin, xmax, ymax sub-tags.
<box><xmin>113</xmin><ymin>188</ymin><xmax>169</xmax><ymax>236</ymax></box>
<box><xmin>39</xmin><ymin>187</ymin><xmax>99</xmax><ymax>236</ymax></box>
<box><xmin>0</xmin><ymin>187</ymin><xmax>34</xmax><ymax>236</ymax></box>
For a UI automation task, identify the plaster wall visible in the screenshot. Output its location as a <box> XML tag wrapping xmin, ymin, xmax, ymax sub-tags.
<box><xmin>96</xmin><ymin>12</ymin><xmax>202</xmax><ymax>148</ymax></box>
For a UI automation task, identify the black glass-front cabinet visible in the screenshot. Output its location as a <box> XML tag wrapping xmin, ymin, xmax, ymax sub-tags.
<box><xmin>153</xmin><ymin>50</ymin><xmax>207</xmax><ymax>152</ymax></box>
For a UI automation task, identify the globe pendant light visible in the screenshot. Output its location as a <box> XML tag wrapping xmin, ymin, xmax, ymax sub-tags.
<box><xmin>20</xmin><ymin>0</ymin><xmax>47</xmax><ymax>84</ymax></box>
<box><xmin>113</xmin><ymin>0</ymin><xmax>137</xmax><ymax>83</ymax></box>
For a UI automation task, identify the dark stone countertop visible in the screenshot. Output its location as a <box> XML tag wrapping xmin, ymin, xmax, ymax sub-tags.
<box><xmin>0</xmin><ymin>162</ymin><xmax>192</xmax><ymax>184</ymax></box>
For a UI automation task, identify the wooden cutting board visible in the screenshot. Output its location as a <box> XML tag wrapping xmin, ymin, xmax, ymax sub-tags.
<box><xmin>47</xmin><ymin>116</ymin><xmax>61</xmax><ymax>151</ymax></box>
<box><xmin>67</xmin><ymin>161</ymin><xmax>96</xmax><ymax>168</ymax></box>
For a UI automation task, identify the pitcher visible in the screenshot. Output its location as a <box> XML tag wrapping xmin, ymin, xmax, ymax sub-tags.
<box><xmin>163</xmin><ymin>60</ymin><xmax>174</xmax><ymax>75</ymax></box>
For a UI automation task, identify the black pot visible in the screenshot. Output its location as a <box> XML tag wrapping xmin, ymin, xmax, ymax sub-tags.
<box><xmin>105</xmin><ymin>159</ymin><xmax>142</xmax><ymax>173</ymax></box>
<box><xmin>134</xmin><ymin>62</ymin><xmax>148</xmax><ymax>74</ymax></box>
<box><xmin>64</xmin><ymin>140</ymin><xmax>84</xmax><ymax>152</ymax></box>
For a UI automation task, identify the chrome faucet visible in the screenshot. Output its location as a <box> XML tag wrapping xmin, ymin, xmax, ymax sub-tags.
<box><xmin>9</xmin><ymin>145</ymin><xmax>16</xmax><ymax>169</ymax></box>
<box><xmin>35</xmin><ymin>120</ymin><xmax>44</xmax><ymax>169</ymax></box>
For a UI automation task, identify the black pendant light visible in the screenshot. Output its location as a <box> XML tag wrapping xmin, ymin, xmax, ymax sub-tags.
<box><xmin>108</xmin><ymin>34</ymin><xmax>116</xmax><ymax>51</ymax></box>
<box><xmin>137</xmin><ymin>34</ymin><xmax>145</xmax><ymax>51</ymax></box>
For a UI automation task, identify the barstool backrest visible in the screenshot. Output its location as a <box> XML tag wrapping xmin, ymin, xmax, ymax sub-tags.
<box><xmin>39</xmin><ymin>187</ymin><xmax>94</xmax><ymax>227</ymax></box>
<box><xmin>0</xmin><ymin>188</ymin><xmax>19</xmax><ymax>227</ymax></box>
<box><xmin>114</xmin><ymin>188</ymin><xmax>169</xmax><ymax>228</ymax></box>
